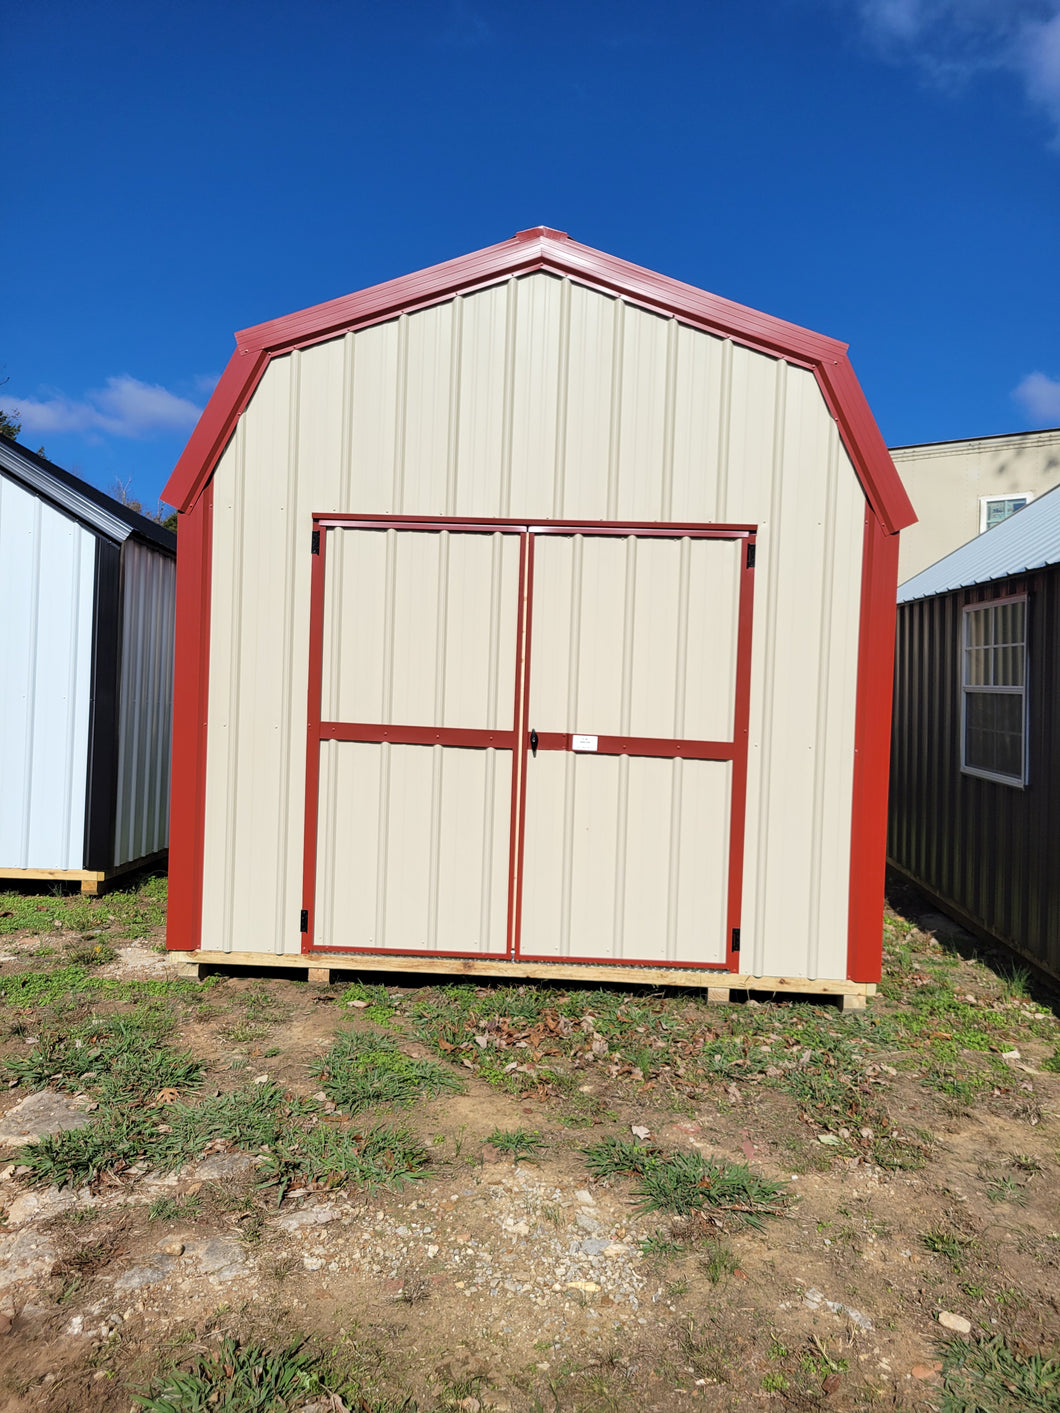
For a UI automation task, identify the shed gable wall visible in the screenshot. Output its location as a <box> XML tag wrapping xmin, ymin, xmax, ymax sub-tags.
<box><xmin>201</xmin><ymin>273</ymin><xmax>866</xmax><ymax>979</ymax></box>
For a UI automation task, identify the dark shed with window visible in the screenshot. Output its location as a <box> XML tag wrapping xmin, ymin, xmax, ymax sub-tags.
<box><xmin>889</xmin><ymin>484</ymin><xmax>1060</xmax><ymax>980</ymax></box>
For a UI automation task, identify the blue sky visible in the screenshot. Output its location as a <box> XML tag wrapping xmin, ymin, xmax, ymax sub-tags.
<box><xmin>4</xmin><ymin>0</ymin><xmax>1060</xmax><ymax>510</ymax></box>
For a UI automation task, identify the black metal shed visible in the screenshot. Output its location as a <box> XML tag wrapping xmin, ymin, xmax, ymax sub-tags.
<box><xmin>889</xmin><ymin>484</ymin><xmax>1060</xmax><ymax>980</ymax></box>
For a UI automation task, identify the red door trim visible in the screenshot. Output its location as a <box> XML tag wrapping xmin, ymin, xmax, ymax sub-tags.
<box><xmin>165</xmin><ymin>482</ymin><xmax>213</xmax><ymax>950</ymax></box>
<box><xmin>530</xmin><ymin>732</ymin><xmax>737</xmax><ymax>761</ymax></box>
<box><xmin>846</xmin><ymin>511</ymin><xmax>900</xmax><ymax>983</ymax></box>
<box><xmin>302</xmin><ymin>520</ymin><xmax>526</xmax><ymax>958</ymax></box>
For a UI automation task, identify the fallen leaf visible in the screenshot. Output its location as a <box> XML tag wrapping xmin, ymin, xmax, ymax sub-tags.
<box><xmin>154</xmin><ymin>1088</ymin><xmax>180</xmax><ymax>1106</ymax></box>
<box><xmin>822</xmin><ymin>1373</ymin><xmax>841</xmax><ymax>1395</ymax></box>
<box><xmin>631</xmin><ymin>1124</ymin><xmax>651</xmax><ymax>1140</ymax></box>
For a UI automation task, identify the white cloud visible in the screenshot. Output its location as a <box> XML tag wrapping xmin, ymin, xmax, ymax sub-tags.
<box><xmin>1013</xmin><ymin>371</ymin><xmax>1060</xmax><ymax>422</ymax></box>
<box><xmin>848</xmin><ymin>0</ymin><xmax>1060</xmax><ymax>138</ymax></box>
<box><xmin>11</xmin><ymin>376</ymin><xmax>203</xmax><ymax>440</ymax></box>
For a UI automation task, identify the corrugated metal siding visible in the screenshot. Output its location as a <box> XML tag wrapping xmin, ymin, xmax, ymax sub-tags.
<box><xmin>890</xmin><ymin>568</ymin><xmax>1060</xmax><ymax>979</ymax></box>
<box><xmin>113</xmin><ymin>540</ymin><xmax>176</xmax><ymax>865</ymax></box>
<box><xmin>202</xmin><ymin>273</ymin><xmax>865</xmax><ymax>977</ymax></box>
<box><xmin>0</xmin><ymin>472</ymin><xmax>95</xmax><ymax>869</ymax></box>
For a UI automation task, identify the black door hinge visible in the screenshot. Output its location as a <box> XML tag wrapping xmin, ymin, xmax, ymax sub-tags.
<box><xmin>300</xmin><ymin>909</ymin><xmax>309</xmax><ymax>933</ymax></box>
<box><xmin>311</xmin><ymin>530</ymin><xmax>320</xmax><ymax>555</ymax></box>
<box><xmin>731</xmin><ymin>927</ymin><xmax>741</xmax><ymax>954</ymax></box>
<box><xmin>746</xmin><ymin>542</ymin><xmax>755</xmax><ymax>569</ymax></box>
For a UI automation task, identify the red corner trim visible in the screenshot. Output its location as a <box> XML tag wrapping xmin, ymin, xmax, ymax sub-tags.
<box><xmin>163</xmin><ymin>230</ymin><xmax>916</xmax><ymax>534</ymax></box>
<box><xmin>847</xmin><ymin>511</ymin><xmax>900</xmax><ymax>983</ymax></box>
<box><xmin>165</xmin><ymin>481</ymin><xmax>213</xmax><ymax>950</ymax></box>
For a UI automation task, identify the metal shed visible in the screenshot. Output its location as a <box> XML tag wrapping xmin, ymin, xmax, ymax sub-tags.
<box><xmin>890</xmin><ymin>485</ymin><xmax>1060</xmax><ymax>981</ymax></box>
<box><xmin>0</xmin><ymin>439</ymin><xmax>176</xmax><ymax>894</ymax></box>
<box><xmin>163</xmin><ymin>228</ymin><xmax>914</xmax><ymax>1001</ymax></box>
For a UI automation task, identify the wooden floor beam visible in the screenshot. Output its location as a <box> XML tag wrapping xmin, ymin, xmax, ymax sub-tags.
<box><xmin>176</xmin><ymin>948</ymin><xmax>875</xmax><ymax>1001</ymax></box>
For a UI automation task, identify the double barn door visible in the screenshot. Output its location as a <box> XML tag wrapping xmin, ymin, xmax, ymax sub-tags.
<box><xmin>303</xmin><ymin>518</ymin><xmax>754</xmax><ymax>970</ymax></box>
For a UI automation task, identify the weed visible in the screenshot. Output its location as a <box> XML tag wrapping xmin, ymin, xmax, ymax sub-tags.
<box><xmin>5</xmin><ymin>1008</ymin><xmax>203</xmax><ymax>1104</ymax></box>
<box><xmin>761</xmin><ymin>1371</ymin><xmax>788</xmax><ymax>1392</ymax></box>
<box><xmin>939</xmin><ymin>1334</ymin><xmax>1060</xmax><ymax>1412</ymax></box>
<box><xmin>487</xmin><ymin>1127</ymin><xmax>545</xmax><ymax>1163</ymax></box>
<box><xmin>148</xmin><ymin>1195</ymin><xmax>202</xmax><ymax>1222</ymax></box>
<box><xmin>981</xmin><ymin>1170</ymin><xmax>1028</xmax><ymax>1206</ymax></box>
<box><xmin>260</xmin><ymin>1121</ymin><xmax>431</xmax><ymax>1202</ymax></box>
<box><xmin>584</xmin><ymin>1138</ymin><xmax>789</xmax><ymax>1229</ymax></box>
<box><xmin>135</xmin><ymin>1336</ymin><xmax>339</xmax><ymax>1412</ymax></box>
<box><xmin>700</xmin><ymin>1243</ymin><xmax>740</xmax><ymax>1283</ymax></box>
<box><xmin>639</xmin><ymin>1235</ymin><xmax>686</xmax><ymax>1260</ymax></box>
<box><xmin>923</xmin><ymin>1229</ymin><xmax>974</xmax><ymax>1269</ymax></box>
<box><xmin>312</xmin><ymin>1029</ymin><xmax>462</xmax><ymax>1114</ymax></box>
<box><xmin>65</xmin><ymin>939</ymin><xmax>118</xmax><ymax>966</ymax></box>
<box><xmin>1041</xmin><ymin>1048</ymin><xmax>1060</xmax><ymax>1074</ymax></box>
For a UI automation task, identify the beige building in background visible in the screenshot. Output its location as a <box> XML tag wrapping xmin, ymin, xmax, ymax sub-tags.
<box><xmin>894</xmin><ymin>426</ymin><xmax>1060</xmax><ymax>583</ymax></box>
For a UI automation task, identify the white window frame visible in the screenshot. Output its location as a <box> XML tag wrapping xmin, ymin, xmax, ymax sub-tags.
<box><xmin>960</xmin><ymin>594</ymin><xmax>1028</xmax><ymax>788</ymax></box>
<box><xmin>978</xmin><ymin>492</ymin><xmax>1034</xmax><ymax>534</ymax></box>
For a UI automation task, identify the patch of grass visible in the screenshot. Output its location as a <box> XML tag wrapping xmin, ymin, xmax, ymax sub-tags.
<box><xmin>939</xmin><ymin>1334</ymin><xmax>1060</xmax><ymax>1412</ymax></box>
<box><xmin>148</xmin><ymin>1194</ymin><xmax>202</xmax><ymax>1221</ymax></box>
<box><xmin>700</xmin><ymin>1242</ymin><xmax>740</xmax><ymax>1283</ymax></box>
<box><xmin>1040</xmin><ymin>1048</ymin><xmax>1060</xmax><ymax>1074</ymax></box>
<box><xmin>0</xmin><ymin>964</ymin><xmax>207</xmax><ymax>1009</ymax></box>
<box><xmin>65</xmin><ymin>938</ymin><xmax>119</xmax><ymax>966</ymax></box>
<box><xmin>260</xmin><ymin>1123</ymin><xmax>431</xmax><ymax>1202</ymax></box>
<box><xmin>923</xmin><ymin>1229</ymin><xmax>974</xmax><ymax>1269</ymax></box>
<box><xmin>584</xmin><ymin>1138</ymin><xmax>789</xmax><ymax>1229</ymax></box>
<box><xmin>5</xmin><ymin>1007</ymin><xmax>203</xmax><ymax>1104</ymax></box>
<box><xmin>312</xmin><ymin>1029</ymin><xmax>462</xmax><ymax>1114</ymax></box>
<box><xmin>487</xmin><ymin>1127</ymin><xmax>545</xmax><ymax>1163</ymax></box>
<box><xmin>981</xmin><ymin>1171</ymin><xmax>1028</xmax><ymax>1206</ymax></box>
<box><xmin>0</xmin><ymin>874</ymin><xmax>168</xmax><ymax>940</ymax></box>
<box><xmin>135</xmin><ymin>1336</ymin><xmax>348</xmax><ymax>1413</ymax></box>
<box><xmin>639</xmin><ymin>1235</ymin><xmax>687</xmax><ymax>1260</ymax></box>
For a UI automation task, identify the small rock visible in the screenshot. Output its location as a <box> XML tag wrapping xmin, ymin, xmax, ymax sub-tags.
<box><xmin>575</xmin><ymin>1211</ymin><xmax>601</xmax><ymax>1233</ymax></box>
<box><xmin>938</xmin><ymin>1311</ymin><xmax>971</xmax><ymax>1334</ymax></box>
<box><xmin>1001</xmin><ymin>1049</ymin><xmax>1020</xmax><ymax>1061</ymax></box>
<box><xmin>574</xmin><ymin>1190</ymin><xmax>595</xmax><ymax>1205</ymax></box>
<box><xmin>911</xmin><ymin>1363</ymin><xmax>942</xmax><ymax>1380</ymax></box>
<box><xmin>566</xmin><ymin>1280</ymin><xmax>600</xmax><ymax>1294</ymax></box>
<box><xmin>253</xmin><ymin>1073</ymin><xmax>270</xmax><ymax>1084</ymax></box>
<box><xmin>114</xmin><ymin>1255</ymin><xmax>175</xmax><ymax>1292</ymax></box>
<box><xmin>303</xmin><ymin>1256</ymin><xmax>324</xmax><ymax>1271</ymax></box>
<box><xmin>162</xmin><ymin>1242</ymin><xmax>185</xmax><ymax>1257</ymax></box>
<box><xmin>63</xmin><ymin>1315</ymin><xmax>85</xmax><ymax>1336</ymax></box>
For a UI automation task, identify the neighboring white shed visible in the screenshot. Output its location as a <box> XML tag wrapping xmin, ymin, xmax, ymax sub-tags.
<box><xmin>164</xmin><ymin>229</ymin><xmax>915</xmax><ymax>1001</ymax></box>
<box><xmin>0</xmin><ymin>439</ymin><xmax>176</xmax><ymax>893</ymax></box>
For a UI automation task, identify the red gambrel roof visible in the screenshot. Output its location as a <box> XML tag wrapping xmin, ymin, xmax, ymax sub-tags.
<box><xmin>165</xmin><ymin>228</ymin><xmax>915</xmax><ymax>534</ymax></box>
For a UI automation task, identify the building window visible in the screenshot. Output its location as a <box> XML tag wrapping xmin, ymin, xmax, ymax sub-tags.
<box><xmin>979</xmin><ymin>494</ymin><xmax>1032</xmax><ymax>533</ymax></box>
<box><xmin>961</xmin><ymin>597</ymin><xmax>1027</xmax><ymax>785</ymax></box>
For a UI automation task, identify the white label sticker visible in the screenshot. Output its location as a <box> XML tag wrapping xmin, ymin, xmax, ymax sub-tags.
<box><xmin>572</xmin><ymin>734</ymin><xmax>598</xmax><ymax>752</ymax></box>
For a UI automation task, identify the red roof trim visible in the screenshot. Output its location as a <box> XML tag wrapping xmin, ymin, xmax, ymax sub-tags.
<box><xmin>164</xmin><ymin>229</ymin><xmax>916</xmax><ymax>533</ymax></box>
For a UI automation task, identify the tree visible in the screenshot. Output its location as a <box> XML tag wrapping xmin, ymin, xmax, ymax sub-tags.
<box><xmin>0</xmin><ymin>371</ymin><xmax>20</xmax><ymax>440</ymax></box>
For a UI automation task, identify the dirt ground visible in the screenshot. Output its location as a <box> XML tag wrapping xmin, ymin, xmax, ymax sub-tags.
<box><xmin>0</xmin><ymin>876</ymin><xmax>1058</xmax><ymax>1411</ymax></box>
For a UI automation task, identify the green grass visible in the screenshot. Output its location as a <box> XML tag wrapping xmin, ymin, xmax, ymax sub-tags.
<box><xmin>5</xmin><ymin>1006</ymin><xmax>204</xmax><ymax>1104</ymax></box>
<box><xmin>0</xmin><ymin>873</ymin><xmax>168</xmax><ymax>939</ymax></box>
<box><xmin>939</xmin><ymin>1335</ymin><xmax>1060</xmax><ymax>1412</ymax></box>
<box><xmin>0</xmin><ymin>964</ymin><xmax>207</xmax><ymax>1008</ymax></box>
<box><xmin>135</xmin><ymin>1336</ymin><xmax>404</xmax><ymax>1413</ymax></box>
<box><xmin>583</xmin><ymin>1138</ymin><xmax>789</xmax><ymax>1229</ymax></box>
<box><xmin>259</xmin><ymin>1122</ymin><xmax>431</xmax><ymax>1202</ymax></box>
<box><xmin>311</xmin><ymin>1028</ymin><xmax>463</xmax><ymax>1114</ymax></box>
<box><xmin>486</xmin><ymin>1127</ymin><xmax>545</xmax><ymax>1162</ymax></box>
<box><xmin>148</xmin><ymin>1194</ymin><xmax>202</xmax><ymax>1221</ymax></box>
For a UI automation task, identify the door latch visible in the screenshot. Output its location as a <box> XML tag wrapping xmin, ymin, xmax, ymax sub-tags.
<box><xmin>530</xmin><ymin>729</ymin><xmax>539</xmax><ymax>758</ymax></box>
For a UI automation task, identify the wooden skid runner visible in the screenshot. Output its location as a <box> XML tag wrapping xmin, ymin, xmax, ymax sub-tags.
<box><xmin>0</xmin><ymin>852</ymin><xmax>168</xmax><ymax>897</ymax></box>
<box><xmin>176</xmin><ymin>949</ymin><xmax>875</xmax><ymax>1006</ymax></box>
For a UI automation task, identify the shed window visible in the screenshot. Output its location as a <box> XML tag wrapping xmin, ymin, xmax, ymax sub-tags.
<box><xmin>979</xmin><ymin>494</ymin><xmax>1031</xmax><ymax>533</ymax></box>
<box><xmin>961</xmin><ymin>597</ymin><xmax>1027</xmax><ymax>785</ymax></box>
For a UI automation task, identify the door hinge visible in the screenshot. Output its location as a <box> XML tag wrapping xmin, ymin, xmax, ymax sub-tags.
<box><xmin>746</xmin><ymin>542</ymin><xmax>755</xmax><ymax>569</ymax></box>
<box><xmin>311</xmin><ymin>530</ymin><xmax>320</xmax><ymax>555</ymax></box>
<box><xmin>731</xmin><ymin>927</ymin><xmax>741</xmax><ymax>954</ymax></box>
<box><xmin>300</xmin><ymin>909</ymin><xmax>309</xmax><ymax>933</ymax></box>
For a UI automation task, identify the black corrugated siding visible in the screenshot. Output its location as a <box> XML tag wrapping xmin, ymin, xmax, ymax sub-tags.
<box><xmin>889</xmin><ymin>565</ymin><xmax>1060</xmax><ymax>980</ymax></box>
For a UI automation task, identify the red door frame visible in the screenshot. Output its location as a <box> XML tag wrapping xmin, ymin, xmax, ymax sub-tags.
<box><xmin>301</xmin><ymin>514</ymin><xmax>756</xmax><ymax>970</ymax></box>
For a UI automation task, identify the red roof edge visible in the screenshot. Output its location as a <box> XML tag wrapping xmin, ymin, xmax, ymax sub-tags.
<box><xmin>164</xmin><ymin>230</ymin><xmax>916</xmax><ymax>533</ymax></box>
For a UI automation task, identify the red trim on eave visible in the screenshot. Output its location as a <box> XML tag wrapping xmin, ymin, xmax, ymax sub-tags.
<box><xmin>165</xmin><ymin>483</ymin><xmax>213</xmax><ymax>950</ymax></box>
<box><xmin>846</xmin><ymin>511</ymin><xmax>900</xmax><ymax>984</ymax></box>
<box><xmin>163</xmin><ymin>230</ymin><xmax>916</xmax><ymax>535</ymax></box>
<box><xmin>817</xmin><ymin>357</ymin><xmax>915</xmax><ymax>537</ymax></box>
<box><xmin>163</xmin><ymin>346</ymin><xmax>268</xmax><ymax>512</ymax></box>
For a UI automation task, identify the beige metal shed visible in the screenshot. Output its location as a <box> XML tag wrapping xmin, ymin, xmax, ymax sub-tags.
<box><xmin>164</xmin><ymin>229</ymin><xmax>915</xmax><ymax>1000</ymax></box>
